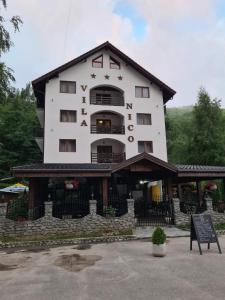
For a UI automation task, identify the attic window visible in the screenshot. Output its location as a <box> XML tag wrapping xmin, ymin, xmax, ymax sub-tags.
<box><xmin>110</xmin><ymin>56</ymin><xmax>120</xmax><ymax>69</ymax></box>
<box><xmin>92</xmin><ymin>55</ymin><xmax>103</xmax><ymax>68</ymax></box>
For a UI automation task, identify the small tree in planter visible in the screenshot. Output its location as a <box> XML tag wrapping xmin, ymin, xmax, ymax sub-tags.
<box><xmin>152</xmin><ymin>227</ymin><xmax>167</xmax><ymax>257</ymax></box>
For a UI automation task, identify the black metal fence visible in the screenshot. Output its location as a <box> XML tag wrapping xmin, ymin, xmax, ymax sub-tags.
<box><xmin>108</xmin><ymin>191</ymin><xmax>128</xmax><ymax>217</ymax></box>
<box><xmin>50</xmin><ymin>186</ymin><xmax>90</xmax><ymax>219</ymax></box>
<box><xmin>135</xmin><ymin>198</ymin><xmax>174</xmax><ymax>226</ymax></box>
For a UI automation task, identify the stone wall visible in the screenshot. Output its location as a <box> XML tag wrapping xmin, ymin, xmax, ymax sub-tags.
<box><xmin>203</xmin><ymin>196</ymin><xmax>225</xmax><ymax>223</ymax></box>
<box><xmin>172</xmin><ymin>198</ymin><xmax>190</xmax><ymax>225</ymax></box>
<box><xmin>173</xmin><ymin>197</ymin><xmax>225</xmax><ymax>225</ymax></box>
<box><xmin>0</xmin><ymin>199</ymin><xmax>135</xmax><ymax>237</ymax></box>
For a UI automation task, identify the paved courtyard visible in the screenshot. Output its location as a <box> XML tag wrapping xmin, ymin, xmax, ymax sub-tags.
<box><xmin>0</xmin><ymin>236</ymin><xmax>225</xmax><ymax>300</ymax></box>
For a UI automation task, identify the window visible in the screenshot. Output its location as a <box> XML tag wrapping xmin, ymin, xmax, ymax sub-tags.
<box><xmin>137</xmin><ymin>113</ymin><xmax>152</xmax><ymax>125</ymax></box>
<box><xmin>110</xmin><ymin>56</ymin><xmax>120</xmax><ymax>69</ymax></box>
<box><xmin>135</xmin><ymin>86</ymin><xmax>150</xmax><ymax>98</ymax></box>
<box><xmin>59</xmin><ymin>139</ymin><xmax>76</xmax><ymax>152</ymax></box>
<box><xmin>60</xmin><ymin>110</ymin><xmax>77</xmax><ymax>122</ymax></box>
<box><xmin>92</xmin><ymin>54</ymin><xmax>103</xmax><ymax>68</ymax></box>
<box><xmin>60</xmin><ymin>81</ymin><xmax>76</xmax><ymax>94</ymax></box>
<box><xmin>138</xmin><ymin>141</ymin><xmax>153</xmax><ymax>153</ymax></box>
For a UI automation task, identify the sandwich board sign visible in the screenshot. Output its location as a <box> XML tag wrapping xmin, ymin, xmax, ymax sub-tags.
<box><xmin>190</xmin><ymin>214</ymin><xmax>222</xmax><ymax>255</ymax></box>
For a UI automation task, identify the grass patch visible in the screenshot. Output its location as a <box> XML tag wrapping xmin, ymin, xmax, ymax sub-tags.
<box><xmin>0</xmin><ymin>228</ymin><xmax>133</xmax><ymax>244</ymax></box>
<box><xmin>214</xmin><ymin>223</ymin><xmax>225</xmax><ymax>231</ymax></box>
<box><xmin>176</xmin><ymin>224</ymin><xmax>190</xmax><ymax>231</ymax></box>
<box><xmin>177</xmin><ymin>223</ymin><xmax>225</xmax><ymax>231</ymax></box>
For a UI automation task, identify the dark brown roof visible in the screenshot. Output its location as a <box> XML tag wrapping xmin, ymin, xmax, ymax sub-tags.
<box><xmin>32</xmin><ymin>41</ymin><xmax>176</xmax><ymax>107</ymax></box>
<box><xmin>112</xmin><ymin>152</ymin><xmax>177</xmax><ymax>173</ymax></box>
<box><xmin>12</xmin><ymin>163</ymin><xmax>112</xmax><ymax>177</ymax></box>
<box><xmin>12</xmin><ymin>158</ymin><xmax>225</xmax><ymax>179</ymax></box>
<box><xmin>12</xmin><ymin>163</ymin><xmax>112</xmax><ymax>172</ymax></box>
<box><xmin>176</xmin><ymin>164</ymin><xmax>225</xmax><ymax>172</ymax></box>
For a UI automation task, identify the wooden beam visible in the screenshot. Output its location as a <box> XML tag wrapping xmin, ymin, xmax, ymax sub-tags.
<box><xmin>102</xmin><ymin>178</ymin><xmax>108</xmax><ymax>207</ymax></box>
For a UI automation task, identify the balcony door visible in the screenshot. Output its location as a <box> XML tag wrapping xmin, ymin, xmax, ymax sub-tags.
<box><xmin>96</xmin><ymin>119</ymin><xmax>111</xmax><ymax>133</ymax></box>
<box><xmin>97</xmin><ymin>145</ymin><xmax>112</xmax><ymax>163</ymax></box>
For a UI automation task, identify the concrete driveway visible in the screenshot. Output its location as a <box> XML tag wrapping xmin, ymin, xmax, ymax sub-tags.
<box><xmin>0</xmin><ymin>236</ymin><xmax>225</xmax><ymax>300</ymax></box>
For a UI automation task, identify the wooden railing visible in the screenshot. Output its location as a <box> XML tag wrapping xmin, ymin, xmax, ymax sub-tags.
<box><xmin>90</xmin><ymin>95</ymin><xmax>124</xmax><ymax>106</ymax></box>
<box><xmin>91</xmin><ymin>125</ymin><xmax>125</xmax><ymax>134</ymax></box>
<box><xmin>91</xmin><ymin>152</ymin><xmax>126</xmax><ymax>163</ymax></box>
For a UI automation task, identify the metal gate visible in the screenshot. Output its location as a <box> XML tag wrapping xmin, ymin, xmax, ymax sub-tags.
<box><xmin>135</xmin><ymin>199</ymin><xmax>174</xmax><ymax>226</ymax></box>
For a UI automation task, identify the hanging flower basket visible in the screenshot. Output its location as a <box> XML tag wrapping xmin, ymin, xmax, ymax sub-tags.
<box><xmin>205</xmin><ymin>182</ymin><xmax>217</xmax><ymax>191</ymax></box>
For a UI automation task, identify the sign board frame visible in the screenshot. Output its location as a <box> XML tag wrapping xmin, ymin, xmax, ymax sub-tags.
<box><xmin>190</xmin><ymin>214</ymin><xmax>222</xmax><ymax>255</ymax></box>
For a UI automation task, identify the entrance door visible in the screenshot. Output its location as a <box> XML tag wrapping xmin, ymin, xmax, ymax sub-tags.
<box><xmin>96</xmin><ymin>119</ymin><xmax>111</xmax><ymax>133</ymax></box>
<box><xmin>97</xmin><ymin>145</ymin><xmax>112</xmax><ymax>163</ymax></box>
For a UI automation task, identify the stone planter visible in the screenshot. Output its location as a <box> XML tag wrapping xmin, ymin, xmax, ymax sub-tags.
<box><xmin>152</xmin><ymin>243</ymin><xmax>166</xmax><ymax>257</ymax></box>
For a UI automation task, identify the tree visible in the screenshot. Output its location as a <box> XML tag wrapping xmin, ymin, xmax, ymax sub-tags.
<box><xmin>187</xmin><ymin>88</ymin><xmax>225</xmax><ymax>165</ymax></box>
<box><xmin>0</xmin><ymin>84</ymin><xmax>42</xmax><ymax>178</ymax></box>
<box><xmin>166</xmin><ymin>108</ymin><xmax>193</xmax><ymax>164</ymax></box>
<box><xmin>0</xmin><ymin>0</ymin><xmax>22</xmax><ymax>102</ymax></box>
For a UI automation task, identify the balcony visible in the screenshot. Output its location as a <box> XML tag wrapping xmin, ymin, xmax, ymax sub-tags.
<box><xmin>91</xmin><ymin>138</ymin><xmax>126</xmax><ymax>163</ymax></box>
<box><xmin>90</xmin><ymin>95</ymin><xmax>124</xmax><ymax>106</ymax></box>
<box><xmin>91</xmin><ymin>125</ymin><xmax>125</xmax><ymax>134</ymax></box>
<box><xmin>90</xmin><ymin>86</ymin><xmax>124</xmax><ymax>106</ymax></box>
<box><xmin>91</xmin><ymin>152</ymin><xmax>125</xmax><ymax>163</ymax></box>
<box><xmin>90</xmin><ymin>111</ymin><xmax>125</xmax><ymax>135</ymax></box>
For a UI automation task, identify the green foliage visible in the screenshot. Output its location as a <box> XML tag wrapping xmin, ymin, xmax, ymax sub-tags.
<box><xmin>166</xmin><ymin>108</ymin><xmax>193</xmax><ymax>164</ymax></box>
<box><xmin>188</xmin><ymin>88</ymin><xmax>225</xmax><ymax>165</ymax></box>
<box><xmin>0</xmin><ymin>0</ymin><xmax>22</xmax><ymax>102</ymax></box>
<box><xmin>103</xmin><ymin>205</ymin><xmax>116</xmax><ymax>217</ymax></box>
<box><xmin>152</xmin><ymin>227</ymin><xmax>166</xmax><ymax>245</ymax></box>
<box><xmin>7</xmin><ymin>192</ymin><xmax>28</xmax><ymax>221</ymax></box>
<box><xmin>166</xmin><ymin>88</ymin><xmax>225</xmax><ymax>165</ymax></box>
<box><xmin>0</xmin><ymin>84</ymin><xmax>42</xmax><ymax>178</ymax></box>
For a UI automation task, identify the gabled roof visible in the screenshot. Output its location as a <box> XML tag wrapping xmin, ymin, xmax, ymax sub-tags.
<box><xmin>112</xmin><ymin>152</ymin><xmax>178</xmax><ymax>173</ymax></box>
<box><xmin>32</xmin><ymin>41</ymin><xmax>176</xmax><ymax>107</ymax></box>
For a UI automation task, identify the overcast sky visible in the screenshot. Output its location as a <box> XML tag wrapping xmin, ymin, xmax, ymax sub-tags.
<box><xmin>3</xmin><ymin>0</ymin><xmax>225</xmax><ymax>107</ymax></box>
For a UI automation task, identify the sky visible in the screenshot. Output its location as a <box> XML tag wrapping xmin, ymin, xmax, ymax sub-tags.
<box><xmin>2</xmin><ymin>0</ymin><xmax>225</xmax><ymax>107</ymax></box>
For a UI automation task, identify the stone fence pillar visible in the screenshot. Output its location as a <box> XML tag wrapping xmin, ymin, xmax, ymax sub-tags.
<box><xmin>205</xmin><ymin>195</ymin><xmax>213</xmax><ymax>211</ymax></box>
<box><xmin>172</xmin><ymin>198</ymin><xmax>181</xmax><ymax>214</ymax></box>
<box><xmin>0</xmin><ymin>203</ymin><xmax>7</xmax><ymax>219</ymax></box>
<box><xmin>127</xmin><ymin>199</ymin><xmax>135</xmax><ymax>217</ymax></box>
<box><xmin>44</xmin><ymin>201</ymin><xmax>53</xmax><ymax>218</ymax></box>
<box><xmin>89</xmin><ymin>200</ymin><xmax>97</xmax><ymax>215</ymax></box>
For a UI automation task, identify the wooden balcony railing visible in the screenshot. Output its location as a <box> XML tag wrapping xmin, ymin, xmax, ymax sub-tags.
<box><xmin>91</xmin><ymin>152</ymin><xmax>126</xmax><ymax>163</ymax></box>
<box><xmin>91</xmin><ymin>125</ymin><xmax>125</xmax><ymax>134</ymax></box>
<box><xmin>90</xmin><ymin>95</ymin><xmax>124</xmax><ymax>106</ymax></box>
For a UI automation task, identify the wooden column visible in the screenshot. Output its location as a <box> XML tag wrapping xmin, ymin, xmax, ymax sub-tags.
<box><xmin>196</xmin><ymin>180</ymin><xmax>202</xmax><ymax>207</ymax></box>
<box><xmin>102</xmin><ymin>178</ymin><xmax>108</xmax><ymax>207</ymax></box>
<box><xmin>223</xmin><ymin>178</ymin><xmax>225</xmax><ymax>199</ymax></box>
<box><xmin>28</xmin><ymin>178</ymin><xmax>36</xmax><ymax>220</ymax></box>
<box><xmin>178</xmin><ymin>184</ymin><xmax>183</xmax><ymax>200</ymax></box>
<box><xmin>167</xmin><ymin>177</ymin><xmax>173</xmax><ymax>200</ymax></box>
<box><xmin>28</xmin><ymin>177</ymin><xmax>49</xmax><ymax>220</ymax></box>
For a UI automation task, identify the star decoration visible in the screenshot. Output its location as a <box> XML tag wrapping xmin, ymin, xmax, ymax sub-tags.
<box><xmin>118</xmin><ymin>75</ymin><xmax>123</xmax><ymax>80</ymax></box>
<box><xmin>91</xmin><ymin>73</ymin><xmax>96</xmax><ymax>78</ymax></box>
<box><xmin>105</xmin><ymin>74</ymin><xmax>110</xmax><ymax>80</ymax></box>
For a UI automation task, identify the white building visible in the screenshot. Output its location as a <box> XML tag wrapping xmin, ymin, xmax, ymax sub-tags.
<box><xmin>34</xmin><ymin>41</ymin><xmax>175</xmax><ymax>164</ymax></box>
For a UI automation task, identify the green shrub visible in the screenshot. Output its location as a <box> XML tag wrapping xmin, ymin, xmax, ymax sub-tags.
<box><xmin>152</xmin><ymin>227</ymin><xmax>166</xmax><ymax>245</ymax></box>
<box><xmin>103</xmin><ymin>205</ymin><xmax>116</xmax><ymax>217</ymax></box>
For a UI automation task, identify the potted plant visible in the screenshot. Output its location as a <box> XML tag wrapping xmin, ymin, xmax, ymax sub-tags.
<box><xmin>152</xmin><ymin>227</ymin><xmax>167</xmax><ymax>257</ymax></box>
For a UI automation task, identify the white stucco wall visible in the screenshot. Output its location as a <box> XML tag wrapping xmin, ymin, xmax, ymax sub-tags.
<box><xmin>43</xmin><ymin>49</ymin><xmax>168</xmax><ymax>163</ymax></box>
